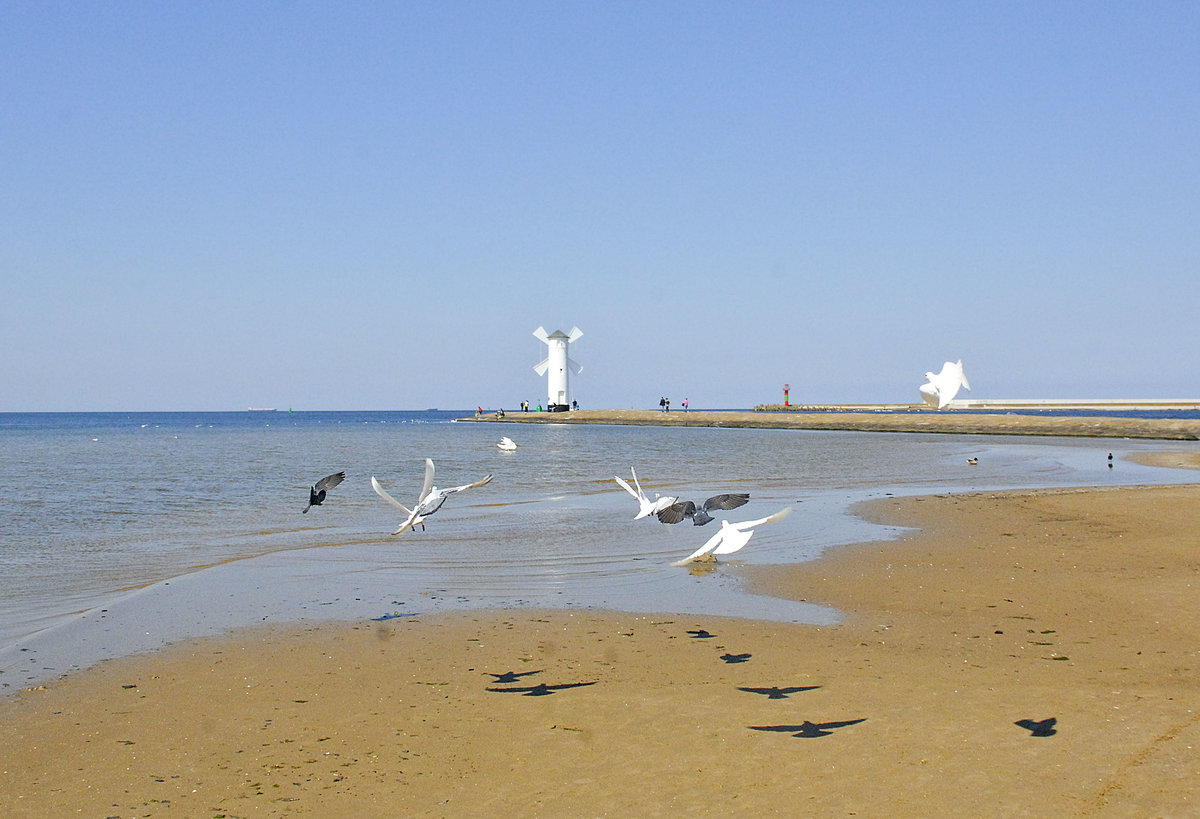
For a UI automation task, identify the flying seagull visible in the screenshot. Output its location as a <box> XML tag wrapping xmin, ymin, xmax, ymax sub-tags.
<box><xmin>302</xmin><ymin>471</ymin><xmax>345</xmax><ymax>513</ymax></box>
<box><xmin>614</xmin><ymin>467</ymin><xmax>677</xmax><ymax>520</ymax></box>
<box><xmin>497</xmin><ymin>436</ymin><xmax>517</xmax><ymax>451</ymax></box>
<box><xmin>919</xmin><ymin>359</ymin><xmax>971</xmax><ymax>409</ymax></box>
<box><xmin>672</xmin><ymin>507</ymin><xmax>792</xmax><ymax>566</ymax></box>
<box><xmin>656</xmin><ymin>493</ymin><xmax>750</xmax><ymax>526</ymax></box>
<box><xmin>371</xmin><ymin>458</ymin><xmax>492</xmax><ymax>534</ymax></box>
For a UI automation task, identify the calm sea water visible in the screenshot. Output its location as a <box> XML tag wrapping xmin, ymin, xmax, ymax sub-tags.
<box><xmin>2</xmin><ymin>410</ymin><xmax>1198</xmax><ymax>689</ymax></box>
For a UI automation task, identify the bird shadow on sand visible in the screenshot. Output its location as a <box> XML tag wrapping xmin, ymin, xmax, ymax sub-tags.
<box><xmin>485</xmin><ymin>670</ymin><xmax>543</xmax><ymax>684</ymax></box>
<box><xmin>484</xmin><ymin>669</ymin><xmax>597</xmax><ymax>697</ymax></box>
<box><xmin>1015</xmin><ymin>717</ymin><xmax>1058</xmax><ymax>737</ymax></box>
<box><xmin>737</xmin><ymin>685</ymin><xmax>821</xmax><ymax>699</ymax></box>
<box><xmin>487</xmin><ymin>681</ymin><xmax>598</xmax><ymax>697</ymax></box>
<box><xmin>720</xmin><ymin>653</ymin><xmax>752</xmax><ymax>664</ymax></box>
<box><xmin>749</xmin><ymin>719</ymin><xmax>867</xmax><ymax>738</ymax></box>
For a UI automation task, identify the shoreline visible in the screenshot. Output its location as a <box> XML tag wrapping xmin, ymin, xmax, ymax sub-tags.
<box><xmin>3</xmin><ymin>474</ymin><xmax>1199</xmax><ymax>814</ymax></box>
<box><xmin>465</xmin><ymin>408</ymin><xmax>1200</xmax><ymax>440</ymax></box>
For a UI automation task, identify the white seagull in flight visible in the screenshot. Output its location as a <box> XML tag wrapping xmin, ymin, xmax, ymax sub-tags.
<box><xmin>371</xmin><ymin>458</ymin><xmax>493</xmax><ymax>534</ymax></box>
<box><xmin>673</xmin><ymin>507</ymin><xmax>792</xmax><ymax>565</ymax></box>
<box><xmin>919</xmin><ymin>360</ymin><xmax>971</xmax><ymax>409</ymax></box>
<box><xmin>614</xmin><ymin>467</ymin><xmax>678</xmax><ymax>520</ymax></box>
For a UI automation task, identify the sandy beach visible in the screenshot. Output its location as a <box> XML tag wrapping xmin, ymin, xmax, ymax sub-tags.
<box><xmin>2</xmin><ymin>448</ymin><xmax>1199</xmax><ymax>816</ymax></box>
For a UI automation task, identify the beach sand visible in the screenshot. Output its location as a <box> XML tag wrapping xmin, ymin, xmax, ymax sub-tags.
<box><xmin>3</xmin><ymin>478</ymin><xmax>1200</xmax><ymax>815</ymax></box>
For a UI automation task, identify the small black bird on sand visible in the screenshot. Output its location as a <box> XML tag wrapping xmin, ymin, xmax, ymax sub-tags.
<box><xmin>303</xmin><ymin>471</ymin><xmax>346</xmax><ymax>513</ymax></box>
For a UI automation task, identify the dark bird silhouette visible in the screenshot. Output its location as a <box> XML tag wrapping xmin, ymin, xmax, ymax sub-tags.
<box><xmin>720</xmin><ymin>653</ymin><xmax>752</xmax><ymax>664</ymax></box>
<box><xmin>686</xmin><ymin>629</ymin><xmax>716</xmax><ymax>639</ymax></box>
<box><xmin>656</xmin><ymin>493</ymin><xmax>751</xmax><ymax>525</ymax></box>
<box><xmin>486</xmin><ymin>670</ymin><xmax>543</xmax><ymax>684</ymax></box>
<box><xmin>486</xmin><ymin>681</ymin><xmax>597</xmax><ymax>697</ymax></box>
<box><xmin>737</xmin><ymin>685</ymin><xmax>820</xmax><ymax>699</ymax></box>
<box><xmin>1015</xmin><ymin>717</ymin><xmax>1058</xmax><ymax>737</ymax></box>
<box><xmin>303</xmin><ymin>471</ymin><xmax>345</xmax><ymax>513</ymax></box>
<box><xmin>750</xmin><ymin>719</ymin><xmax>866</xmax><ymax>738</ymax></box>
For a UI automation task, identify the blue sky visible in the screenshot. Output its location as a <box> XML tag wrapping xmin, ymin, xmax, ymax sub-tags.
<box><xmin>3</xmin><ymin>1</ymin><xmax>1197</xmax><ymax>411</ymax></box>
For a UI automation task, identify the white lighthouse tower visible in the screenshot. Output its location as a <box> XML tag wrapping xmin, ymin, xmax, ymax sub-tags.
<box><xmin>533</xmin><ymin>326</ymin><xmax>583</xmax><ymax>412</ymax></box>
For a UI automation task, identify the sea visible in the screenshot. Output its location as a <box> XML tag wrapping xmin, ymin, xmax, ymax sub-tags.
<box><xmin>3</xmin><ymin>409</ymin><xmax>1198</xmax><ymax>690</ymax></box>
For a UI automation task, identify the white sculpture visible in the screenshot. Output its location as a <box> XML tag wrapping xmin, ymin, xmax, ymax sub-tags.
<box><xmin>920</xmin><ymin>360</ymin><xmax>971</xmax><ymax>409</ymax></box>
<box><xmin>533</xmin><ymin>326</ymin><xmax>582</xmax><ymax>411</ymax></box>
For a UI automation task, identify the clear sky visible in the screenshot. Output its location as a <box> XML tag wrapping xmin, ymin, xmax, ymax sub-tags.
<box><xmin>3</xmin><ymin>1</ymin><xmax>1197</xmax><ymax>411</ymax></box>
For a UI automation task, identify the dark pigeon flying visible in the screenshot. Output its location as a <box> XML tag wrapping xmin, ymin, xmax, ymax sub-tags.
<box><xmin>1015</xmin><ymin>717</ymin><xmax>1058</xmax><ymax>737</ymax></box>
<box><xmin>750</xmin><ymin>719</ymin><xmax>867</xmax><ymax>738</ymax></box>
<box><xmin>303</xmin><ymin>471</ymin><xmax>346</xmax><ymax>513</ymax></box>
<box><xmin>657</xmin><ymin>493</ymin><xmax>751</xmax><ymax>526</ymax></box>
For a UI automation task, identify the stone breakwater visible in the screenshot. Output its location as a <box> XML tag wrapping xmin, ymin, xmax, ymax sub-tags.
<box><xmin>464</xmin><ymin>408</ymin><xmax>1200</xmax><ymax>440</ymax></box>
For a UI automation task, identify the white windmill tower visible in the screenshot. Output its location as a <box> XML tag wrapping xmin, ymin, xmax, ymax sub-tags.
<box><xmin>533</xmin><ymin>326</ymin><xmax>583</xmax><ymax>412</ymax></box>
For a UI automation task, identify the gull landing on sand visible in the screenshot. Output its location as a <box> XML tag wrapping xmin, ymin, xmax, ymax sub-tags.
<box><xmin>497</xmin><ymin>436</ymin><xmax>517</xmax><ymax>451</ymax></box>
<box><xmin>302</xmin><ymin>471</ymin><xmax>345</xmax><ymax>513</ymax></box>
<box><xmin>919</xmin><ymin>359</ymin><xmax>971</xmax><ymax>409</ymax></box>
<box><xmin>371</xmin><ymin>458</ymin><xmax>492</xmax><ymax>534</ymax></box>
<box><xmin>614</xmin><ymin>467</ymin><xmax>677</xmax><ymax>520</ymax></box>
<box><xmin>673</xmin><ymin>507</ymin><xmax>792</xmax><ymax>566</ymax></box>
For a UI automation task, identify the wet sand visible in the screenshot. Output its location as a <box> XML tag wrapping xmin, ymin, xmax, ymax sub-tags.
<box><xmin>3</xmin><ymin>476</ymin><xmax>1199</xmax><ymax>816</ymax></box>
<box><xmin>474</xmin><ymin>408</ymin><xmax>1200</xmax><ymax>440</ymax></box>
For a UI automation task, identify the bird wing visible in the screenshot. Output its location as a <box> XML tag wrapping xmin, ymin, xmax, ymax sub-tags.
<box><xmin>629</xmin><ymin>467</ymin><xmax>647</xmax><ymax>499</ymax></box>
<box><xmin>446</xmin><ymin>473</ymin><xmax>493</xmax><ymax>493</ymax></box>
<box><xmin>656</xmin><ymin>500</ymin><xmax>696</xmax><ymax>525</ymax></box>
<box><xmin>673</xmin><ymin>525</ymin><xmax>730</xmax><ymax>565</ymax></box>
<box><xmin>702</xmin><ymin>493</ymin><xmax>750</xmax><ymax>512</ymax></box>
<box><xmin>314</xmin><ymin>471</ymin><xmax>346</xmax><ymax>493</ymax></box>
<box><xmin>418</xmin><ymin>458</ymin><xmax>436</xmax><ymax>503</ymax></box>
<box><xmin>614</xmin><ymin>475</ymin><xmax>641</xmax><ymax>501</ymax></box>
<box><xmin>371</xmin><ymin>476</ymin><xmax>415</xmax><ymax>515</ymax></box>
<box><xmin>727</xmin><ymin>506</ymin><xmax>793</xmax><ymax>533</ymax></box>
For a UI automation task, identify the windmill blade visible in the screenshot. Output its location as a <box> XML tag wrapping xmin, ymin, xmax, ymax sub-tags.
<box><xmin>534</xmin><ymin>357</ymin><xmax>550</xmax><ymax>376</ymax></box>
<box><xmin>567</xmin><ymin>357</ymin><xmax>583</xmax><ymax>375</ymax></box>
<box><xmin>532</xmin><ymin>326</ymin><xmax>549</xmax><ymax>342</ymax></box>
<box><xmin>567</xmin><ymin>326</ymin><xmax>583</xmax><ymax>342</ymax></box>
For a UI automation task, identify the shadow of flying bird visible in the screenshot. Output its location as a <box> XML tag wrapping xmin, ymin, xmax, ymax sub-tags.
<box><xmin>737</xmin><ymin>685</ymin><xmax>821</xmax><ymax>699</ymax></box>
<box><xmin>750</xmin><ymin>719</ymin><xmax>867</xmax><ymax>738</ymax></box>
<box><xmin>485</xmin><ymin>670</ymin><xmax>543</xmax><ymax>684</ymax></box>
<box><xmin>720</xmin><ymin>653</ymin><xmax>752</xmax><ymax>664</ymax></box>
<box><xmin>486</xmin><ymin>681</ymin><xmax>597</xmax><ymax>697</ymax></box>
<box><xmin>656</xmin><ymin>493</ymin><xmax>751</xmax><ymax>526</ymax></box>
<box><xmin>1015</xmin><ymin>717</ymin><xmax>1058</xmax><ymax>737</ymax></box>
<box><xmin>302</xmin><ymin>471</ymin><xmax>345</xmax><ymax>513</ymax></box>
<box><xmin>686</xmin><ymin>629</ymin><xmax>716</xmax><ymax>639</ymax></box>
